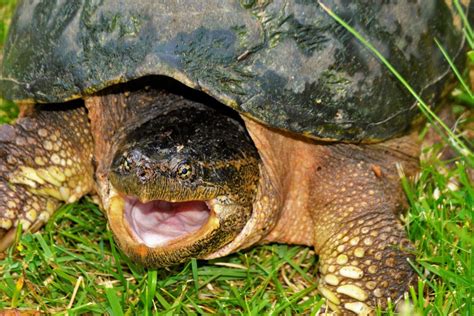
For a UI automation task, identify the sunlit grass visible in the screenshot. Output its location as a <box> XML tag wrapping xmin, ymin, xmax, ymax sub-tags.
<box><xmin>1</xmin><ymin>200</ymin><xmax>323</xmax><ymax>314</ymax></box>
<box><xmin>0</xmin><ymin>0</ymin><xmax>17</xmax><ymax>123</ymax></box>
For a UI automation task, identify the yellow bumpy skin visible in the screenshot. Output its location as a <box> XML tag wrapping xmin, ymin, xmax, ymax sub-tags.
<box><xmin>243</xmin><ymin>118</ymin><xmax>420</xmax><ymax>315</ymax></box>
<box><xmin>312</xmin><ymin>142</ymin><xmax>419</xmax><ymax>314</ymax></box>
<box><xmin>0</xmin><ymin>103</ymin><xmax>94</xmax><ymax>250</ymax></box>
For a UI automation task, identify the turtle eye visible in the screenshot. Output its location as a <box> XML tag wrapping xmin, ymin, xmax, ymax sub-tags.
<box><xmin>177</xmin><ymin>162</ymin><xmax>193</xmax><ymax>180</ymax></box>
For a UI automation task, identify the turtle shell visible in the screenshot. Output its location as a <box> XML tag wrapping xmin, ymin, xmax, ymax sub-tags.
<box><xmin>0</xmin><ymin>0</ymin><xmax>467</xmax><ymax>142</ymax></box>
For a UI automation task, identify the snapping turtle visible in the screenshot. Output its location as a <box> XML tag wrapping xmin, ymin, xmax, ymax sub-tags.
<box><xmin>0</xmin><ymin>0</ymin><xmax>468</xmax><ymax>314</ymax></box>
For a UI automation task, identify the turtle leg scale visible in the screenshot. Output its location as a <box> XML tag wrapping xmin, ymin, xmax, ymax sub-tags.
<box><xmin>0</xmin><ymin>104</ymin><xmax>94</xmax><ymax>250</ymax></box>
<box><xmin>312</xmin><ymin>140</ymin><xmax>419</xmax><ymax>314</ymax></box>
<box><xmin>244</xmin><ymin>118</ymin><xmax>420</xmax><ymax>315</ymax></box>
<box><xmin>316</xmin><ymin>194</ymin><xmax>415</xmax><ymax>314</ymax></box>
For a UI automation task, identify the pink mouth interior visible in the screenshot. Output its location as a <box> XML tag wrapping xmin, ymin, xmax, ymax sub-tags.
<box><xmin>124</xmin><ymin>197</ymin><xmax>211</xmax><ymax>247</ymax></box>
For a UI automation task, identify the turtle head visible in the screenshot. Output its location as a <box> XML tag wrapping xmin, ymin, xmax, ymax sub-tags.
<box><xmin>107</xmin><ymin>103</ymin><xmax>260</xmax><ymax>266</ymax></box>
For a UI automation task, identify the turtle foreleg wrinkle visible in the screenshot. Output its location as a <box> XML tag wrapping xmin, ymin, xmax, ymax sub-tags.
<box><xmin>313</xmin><ymin>136</ymin><xmax>420</xmax><ymax>315</ymax></box>
<box><xmin>0</xmin><ymin>103</ymin><xmax>94</xmax><ymax>251</ymax></box>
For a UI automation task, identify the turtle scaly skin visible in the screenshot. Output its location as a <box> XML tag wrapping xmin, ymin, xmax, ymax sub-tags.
<box><xmin>243</xmin><ymin>119</ymin><xmax>419</xmax><ymax>312</ymax></box>
<box><xmin>0</xmin><ymin>104</ymin><xmax>94</xmax><ymax>250</ymax></box>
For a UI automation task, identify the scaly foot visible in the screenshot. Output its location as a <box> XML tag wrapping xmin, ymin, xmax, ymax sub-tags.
<box><xmin>0</xmin><ymin>103</ymin><xmax>94</xmax><ymax>250</ymax></box>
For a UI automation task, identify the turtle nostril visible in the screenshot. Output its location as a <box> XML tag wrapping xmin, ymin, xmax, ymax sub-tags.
<box><xmin>137</xmin><ymin>168</ymin><xmax>154</xmax><ymax>182</ymax></box>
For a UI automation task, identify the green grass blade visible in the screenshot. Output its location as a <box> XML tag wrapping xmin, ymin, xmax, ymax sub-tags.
<box><xmin>434</xmin><ymin>38</ymin><xmax>473</xmax><ymax>100</ymax></box>
<box><xmin>191</xmin><ymin>258</ymin><xmax>199</xmax><ymax>293</ymax></box>
<box><xmin>145</xmin><ymin>269</ymin><xmax>158</xmax><ymax>314</ymax></box>
<box><xmin>454</xmin><ymin>0</ymin><xmax>474</xmax><ymax>49</ymax></box>
<box><xmin>104</xmin><ymin>285</ymin><xmax>124</xmax><ymax>316</ymax></box>
<box><xmin>10</xmin><ymin>276</ymin><xmax>23</xmax><ymax>308</ymax></box>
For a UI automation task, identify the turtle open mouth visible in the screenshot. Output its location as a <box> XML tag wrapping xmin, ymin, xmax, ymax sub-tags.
<box><xmin>107</xmin><ymin>187</ymin><xmax>253</xmax><ymax>267</ymax></box>
<box><xmin>123</xmin><ymin>196</ymin><xmax>211</xmax><ymax>247</ymax></box>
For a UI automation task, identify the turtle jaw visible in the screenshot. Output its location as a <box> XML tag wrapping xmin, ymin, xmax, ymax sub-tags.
<box><xmin>106</xmin><ymin>187</ymin><xmax>248</xmax><ymax>267</ymax></box>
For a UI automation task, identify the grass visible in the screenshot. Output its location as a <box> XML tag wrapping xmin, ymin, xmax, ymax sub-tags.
<box><xmin>0</xmin><ymin>1</ymin><xmax>473</xmax><ymax>315</ymax></box>
<box><xmin>1</xmin><ymin>201</ymin><xmax>322</xmax><ymax>314</ymax></box>
<box><xmin>0</xmin><ymin>0</ymin><xmax>17</xmax><ymax>124</ymax></box>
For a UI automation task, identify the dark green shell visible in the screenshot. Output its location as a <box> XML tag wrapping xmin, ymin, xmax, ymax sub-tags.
<box><xmin>0</xmin><ymin>0</ymin><xmax>467</xmax><ymax>141</ymax></box>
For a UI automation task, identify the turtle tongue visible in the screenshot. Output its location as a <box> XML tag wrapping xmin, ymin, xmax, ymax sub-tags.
<box><xmin>124</xmin><ymin>197</ymin><xmax>210</xmax><ymax>247</ymax></box>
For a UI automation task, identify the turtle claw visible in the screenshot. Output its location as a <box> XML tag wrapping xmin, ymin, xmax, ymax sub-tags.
<box><xmin>317</xmin><ymin>213</ymin><xmax>415</xmax><ymax>315</ymax></box>
<box><xmin>0</xmin><ymin>178</ymin><xmax>60</xmax><ymax>251</ymax></box>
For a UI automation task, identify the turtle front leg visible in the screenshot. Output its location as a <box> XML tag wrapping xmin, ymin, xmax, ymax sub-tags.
<box><xmin>313</xmin><ymin>138</ymin><xmax>419</xmax><ymax>314</ymax></box>
<box><xmin>0</xmin><ymin>103</ymin><xmax>94</xmax><ymax>251</ymax></box>
<box><xmin>243</xmin><ymin>117</ymin><xmax>420</xmax><ymax>314</ymax></box>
